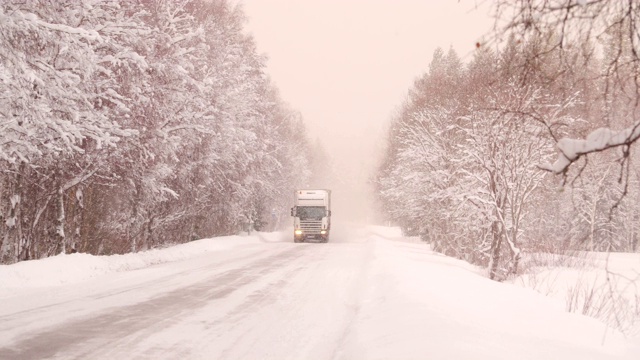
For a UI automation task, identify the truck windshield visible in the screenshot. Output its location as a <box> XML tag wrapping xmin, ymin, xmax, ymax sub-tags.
<box><xmin>296</xmin><ymin>206</ymin><xmax>326</xmax><ymax>220</ymax></box>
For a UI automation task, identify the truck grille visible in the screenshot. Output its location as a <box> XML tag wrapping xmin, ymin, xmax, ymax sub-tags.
<box><xmin>300</xmin><ymin>220</ymin><xmax>322</xmax><ymax>234</ymax></box>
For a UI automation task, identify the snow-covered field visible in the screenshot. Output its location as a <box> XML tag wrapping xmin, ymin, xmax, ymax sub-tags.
<box><xmin>0</xmin><ymin>224</ymin><xmax>638</xmax><ymax>359</ymax></box>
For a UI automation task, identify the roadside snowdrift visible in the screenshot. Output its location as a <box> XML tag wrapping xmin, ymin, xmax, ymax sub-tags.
<box><xmin>513</xmin><ymin>252</ymin><xmax>640</xmax><ymax>337</ymax></box>
<box><xmin>0</xmin><ymin>233</ymin><xmax>273</xmax><ymax>289</ymax></box>
<box><xmin>338</xmin><ymin>234</ymin><xmax>636</xmax><ymax>360</ymax></box>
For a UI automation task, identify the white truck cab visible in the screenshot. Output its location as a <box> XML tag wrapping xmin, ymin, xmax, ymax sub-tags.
<box><xmin>291</xmin><ymin>189</ymin><xmax>331</xmax><ymax>243</ymax></box>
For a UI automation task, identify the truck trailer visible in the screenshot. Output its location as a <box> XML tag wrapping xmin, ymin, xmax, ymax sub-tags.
<box><xmin>291</xmin><ymin>189</ymin><xmax>331</xmax><ymax>243</ymax></box>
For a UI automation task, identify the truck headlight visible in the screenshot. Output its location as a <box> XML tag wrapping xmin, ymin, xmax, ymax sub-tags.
<box><xmin>320</xmin><ymin>230</ymin><xmax>327</xmax><ymax>235</ymax></box>
<box><xmin>295</xmin><ymin>230</ymin><xmax>303</xmax><ymax>235</ymax></box>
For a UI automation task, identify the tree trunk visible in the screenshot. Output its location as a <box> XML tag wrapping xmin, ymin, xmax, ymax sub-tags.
<box><xmin>130</xmin><ymin>180</ymin><xmax>144</xmax><ymax>253</ymax></box>
<box><xmin>55</xmin><ymin>187</ymin><xmax>67</xmax><ymax>254</ymax></box>
<box><xmin>2</xmin><ymin>164</ymin><xmax>26</xmax><ymax>263</ymax></box>
<box><xmin>70</xmin><ymin>187</ymin><xmax>84</xmax><ymax>253</ymax></box>
<box><xmin>589</xmin><ymin>199</ymin><xmax>596</xmax><ymax>251</ymax></box>
<box><xmin>488</xmin><ymin>220</ymin><xmax>502</xmax><ymax>280</ymax></box>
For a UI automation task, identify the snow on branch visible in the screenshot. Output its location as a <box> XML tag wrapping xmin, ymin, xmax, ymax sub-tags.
<box><xmin>545</xmin><ymin>122</ymin><xmax>640</xmax><ymax>174</ymax></box>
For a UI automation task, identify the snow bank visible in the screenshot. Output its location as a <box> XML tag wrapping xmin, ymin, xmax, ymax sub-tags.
<box><xmin>340</xmin><ymin>238</ymin><xmax>636</xmax><ymax>360</ymax></box>
<box><xmin>0</xmin><ymin>233</ymin><xmax>270</xmax><ymax>289</ymax></box>
<box><xmin>513</xmin><ymin>252</ymin><xmax>640</xmax><ymax>337</ymax></box>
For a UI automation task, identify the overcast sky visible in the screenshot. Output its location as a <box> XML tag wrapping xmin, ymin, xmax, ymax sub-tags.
<box><xmin>239</xmin><ymin>0</ymin><xmax>494</xmax><ymax>222</ymax></box>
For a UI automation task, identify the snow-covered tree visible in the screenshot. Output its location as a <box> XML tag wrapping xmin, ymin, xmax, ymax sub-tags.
<box><xmin>0</xmin><ymin>0</ymin><xmax>143</xmax><ymax>260</ymax></box>
<box><xmin>0</xmin><ymin>0</ymin><xmax>313</xmax><ymax>263</ymax></box>
<box><xmin>493</xmin><ymin>0</ymin><xmax>640</xmax><ymax>176</ymax></box>
<box><xmin>376</xmin><ymin>43</ymin><xmax>591</xmax><ymax>279</ymax></box>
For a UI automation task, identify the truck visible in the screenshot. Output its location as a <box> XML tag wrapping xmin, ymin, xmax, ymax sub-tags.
<box><xmin>291</xmin><ymin>189</ymin><xmax>331</xmax><ymax>243</ymax></box>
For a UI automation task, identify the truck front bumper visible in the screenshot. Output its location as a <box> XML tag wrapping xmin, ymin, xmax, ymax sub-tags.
<box><xmin>294</xmin><ymin>231</ymin><xmax>329</xmax><ymax>243</ymax></box>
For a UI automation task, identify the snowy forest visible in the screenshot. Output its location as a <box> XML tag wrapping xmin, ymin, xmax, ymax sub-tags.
<box><xmin>376</xmin><ymin>1</ymin><xmax>640</xmax><ymax>280</ymax></box>
<box><xmin>2</xmin><ymin>0</ymin><xmax>639</xmax><ymax>282</ymax></box>
<box><xmin>0</xmin><ymin>0</ymin><xmax>320</xmax><ymax>263</ymax></box>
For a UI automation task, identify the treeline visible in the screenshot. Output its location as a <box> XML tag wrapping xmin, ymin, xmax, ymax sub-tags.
<box><xmin>376</xmin><ymin>31</ymin><xmax>640</xmax><ymax>280</ymax></box>
<box><xmin>0</xmin><ymin>0</ymin><xmax>315</xmax><ymax>263</ymax></box>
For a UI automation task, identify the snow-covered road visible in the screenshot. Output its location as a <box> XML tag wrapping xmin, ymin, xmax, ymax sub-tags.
<box><xmin>0</xmin><ymin>225</ymin><xmax>637</xmax><ymax>359</ymax></box>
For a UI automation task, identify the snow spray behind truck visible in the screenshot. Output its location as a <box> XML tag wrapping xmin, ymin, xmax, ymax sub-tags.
<box><xmin>291</xmin><ymin>189</ymin><xmax>331</xmax><ymax>243</ymax></box>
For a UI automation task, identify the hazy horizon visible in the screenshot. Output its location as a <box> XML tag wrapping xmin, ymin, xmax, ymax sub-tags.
<box><xmin>240</xmin><ymin>0</ymin><xmax>494</xmax><ymax>222</ymax></box>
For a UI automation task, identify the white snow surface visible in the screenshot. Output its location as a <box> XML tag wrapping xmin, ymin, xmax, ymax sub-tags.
<box><xmin>0</xmin><ymin>234</ymin><xmax>261</xmax><ymax>289</ymax></box>
<box><xmin>513</xmin><ymin>251</ymin><xmax>640</xmax><ymax>337</ymax></box>
<box><xmin>0</xmin><ymin>224</ymin><xmax>638</xmax><ymax>359</ymax></box>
